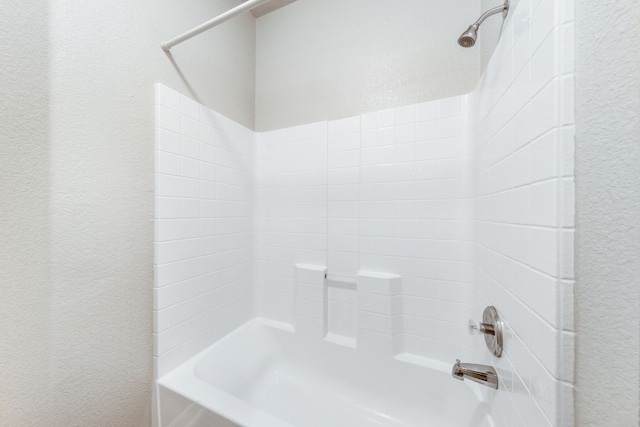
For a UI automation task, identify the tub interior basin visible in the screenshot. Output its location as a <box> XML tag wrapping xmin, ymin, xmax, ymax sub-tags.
<box><xmin>158</xmin><ymin>318</ymin><xmax>495</xmax><ymax>427</ymax></box>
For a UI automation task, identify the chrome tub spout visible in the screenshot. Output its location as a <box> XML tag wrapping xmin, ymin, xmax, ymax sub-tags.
<box><xmin>451</xmin><ymin>359</ymin><xmax>499</xmax><ymax>389</ymax></box>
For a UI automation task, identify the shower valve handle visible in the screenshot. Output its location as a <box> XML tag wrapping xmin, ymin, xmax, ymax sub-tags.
<box><xmin>469</xmin><ymin>306</ymin><xmax>504</xmax><ymax>358</ymax></box>
<box><xmin>468</xmin><ymin>320</ymin><xmax>495</xmax><ymax>336</ymax></box>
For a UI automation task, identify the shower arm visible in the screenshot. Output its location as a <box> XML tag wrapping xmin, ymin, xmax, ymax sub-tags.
<box><xmin>472</xmin><ymin>4</ymin><xmax>508</xmax><ymax>27</ymax></box>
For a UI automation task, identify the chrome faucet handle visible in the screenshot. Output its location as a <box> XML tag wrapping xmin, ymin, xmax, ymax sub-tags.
<box><xmin>470</xmin><ymin>306</ymin><xmax>504</xmax><ymax>358</ymax></box>
<box><xmin>452</xmin><ymin>359</ymin><xmax>463</xmax><ymax>380</ymax></box>
<box><xmin>468</xmin><ymin>319</ymin><xmax>495</xmax><ymax>335</ymax></box>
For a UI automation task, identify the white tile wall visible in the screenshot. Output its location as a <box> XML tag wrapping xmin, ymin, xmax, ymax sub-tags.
<box><xmin>154</xmin><ymin>84</ymin><xmax>255</xmax><ymax>377</ymax></box>
<box><xmin>255</xmin><ymin>123</ymin><xmax>328</xmax><ymax>324</ymax></box>
<box><xmin>328</xmin><ymin>116</ymin><xmax>361</xmax><ymax>279</ymax></box>
<box><xmin>469</xmin><ymin>0</ymin><xmax>575</xmax><ymax>425</ymax></box>
<box><xmin>294</xmin><ymin>264</ymin><xmax>326</xmax><ymax>337</ymax></box>
<box><xmin>256</xmin><ymin>101</ymin><xmax>475</xmax><ymax>362</ymax></box>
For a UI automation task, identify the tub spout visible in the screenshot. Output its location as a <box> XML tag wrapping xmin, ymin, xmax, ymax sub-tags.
<box><xmin>452</xmin><ymin>359</ymin><xmax>499</xmax><ymax>389</ymax></box>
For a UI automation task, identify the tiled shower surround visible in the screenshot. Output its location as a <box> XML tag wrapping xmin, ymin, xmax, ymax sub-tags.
<box><xmin>154</xmin><ymin>0</ymin><xmax>574</xmax><ymax>425</ymax></box>
<box><xmin>255</xmin><ymin>98</ymin><xmax>475</xmax><ymax>362</ymax></box>
<box><xmin>471</xmin><ymin>0</ymin><xmax>575</xmax><ymax>425</ymax></box>
<box><xmin>154</xmin><ymin>88</ymin><xmax>255</xmax><ymax>377</ymax></box>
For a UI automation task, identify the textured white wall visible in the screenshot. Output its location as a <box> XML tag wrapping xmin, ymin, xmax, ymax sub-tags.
<box><xmin>0</xmin><ymin>0</ymin><xmax>53</xmax><ymax>423</ymax></box>
<box><xmin>255</xmin><ymin>0</ymin><xmax>481</xmax><ymax>131</ymax></box>
<box><xmin>575</xmin><ymin>0</ymin><xmax>640</xmax><ymax>424</ymax></box>
<box><xmin>0</xmin><ymin>0</ymin><xmax>255</xmax><ymax>425</ymax></box>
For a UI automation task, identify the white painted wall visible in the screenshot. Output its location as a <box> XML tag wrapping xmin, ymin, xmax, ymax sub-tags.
<box><xmin>575</xmin><ymin>0</ymin><xmax>640</xmax><ymax>425</ymax></box>
<box><xmin>255</xmin><ymin>0</ymin><xmax>481</xmax><ymax>131</ymax></box>
<box><xmin>0</xmin><ymin>0</ymin><xmax>255</xmax><ymax>425</ymax></box>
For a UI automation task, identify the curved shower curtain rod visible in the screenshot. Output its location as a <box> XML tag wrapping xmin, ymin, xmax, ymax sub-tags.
<box><xmin>161</xmin><ymin>0</ymin><xmax>272</xmax><ymax>52</ymax></box>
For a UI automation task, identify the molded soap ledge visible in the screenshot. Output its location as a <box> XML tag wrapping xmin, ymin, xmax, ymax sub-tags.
<box><xmin>395</xmin><ymin>352</ymin><xmax>452</xmax><ymax>373</ymax></box>
<box><xmin>324</xmin><ymin>333</ymin><xmax>357</xmax><ymax>349</ymax></box>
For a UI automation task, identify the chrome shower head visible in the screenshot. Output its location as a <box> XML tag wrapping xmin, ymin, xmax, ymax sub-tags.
<box><xmin>458</xmin><ymin>24</ymin><xmax>479</xmax><ymax>48</ymax></box>
<box><xmin>457</xmin><ymin>1</ymin><xmax>509</xmax><ymax>48</ymax></box>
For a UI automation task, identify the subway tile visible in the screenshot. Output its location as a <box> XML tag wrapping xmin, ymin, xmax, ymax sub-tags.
<box><xmin>181</xmin><ymin>238</ymin><xmax>200</xmax><ymax>260</ymax></box>
<box><xmin>180</xmin><ymin>95</ymin><xmax>200</xmax><ymax>119</ymax></box>
<box><xmin>156</xmin><ymin>174</ymin><xmax>181</xmax><ymax>197</ymax></box>
<box><xmin>199</xmin><ymin>105</ymin><xmax>216</xmax><ymax>128</ymax></box>
<box><xmin>559</xmin><ymin>0</ymin><xmax>575</xmax><ymax>25</ymax></box>
<box><xmin>200</xmin><ymin>142</ymin><xmax>215</xmax><ymax>164</ymax></box>
<box><xmin>181</xmin><ymin>115</ymin><xmax>199</xmax><ymax>140</ymax></box>
<box><xmin>181</xmin><ymin>156</ymin><xmax>199</xmax><ymax>180</ymax></box>
<box><xmin>415</xmin><ymin>100</ymin><xmax>438</xmax><ymax>121</ymax></box>
<box><xmin>200</xmin><ymin>123</ymin><xmax>216</xmax><ymax>145</ymax></box>
<box><xmin>328</xmin><ymin>150</ymin><xmax>360</xmax><ymax>168</ymax></box>
<box><xmin>328</xmin><ymin>132</ymin><xmax>360</xmax><ymax>152</ymax></box>
<box><xmin>360</xmin><ymin>112</ymin><xmax>377</xmax><ymax>131</ymax></box>
<box><xmin>531</xmin><ymin>0</ymin><xmax>559</xmax><ymax>53</ymax></box>
<box><xmin>181</xmin><ymin>219</ymin><xmax>201</xmax><ymax>239</ymax></box>
<box><xmin>156</xmin><ymin>197</ymin><xmax>181</xmax><ymax>219</ymax></box>
<box><xmin>559</xmin><ymin>74</ymin><xmax>575</xmax><ymax>126</ymax></box>
<box><xmin>416</xmin><ymin>119</ymin><xmax>438</xmax><ymax>141</ymax></box>
<box><xmin>154</xmin><ymin>261</ymin><xmax>183</xmax><ymax>287</ymax></box>
<box><xmin>526</xmin><ymin>267</ymin><xmax>559</xmax><ymax>328</ymax></box>
<box><xmin>200</xmin><ymin>162</ymin><xmax>216</xmax><ymax>182</ymax></box>
<box><xmin>181</xmin><ymin>136</ymin><xmax>199</xmax><ymax>160</ymax></box>
<box><xmin>156</xmin><ymin>151</ymin><xmax>181</xmax><ymax>176</ymax></box>
<box><xmin>156</xmin><ymin>128</ymin><xmax>181</xmax><ymax>155</ymax></box>
<box><xmin>438</xmin><ymin>117</ymin><xmax>463</xmax><ymax>138</ymax></box>
<box><xmin>328</xmin><ymin>116</ymin><xmax>360</xmax><ymax>135</ymax></box>
<box><xmin>529</xmin><ymin>227</ymin><xmax>559</xmax><ymax>279</ymax></box>
<box><xmin>181</xmin><ymin>199</ymin><xmax>201</xmax><ymax>222</ymax></box>
<box><xmin>530</xmin><ymin>79</ymin><xmax>559</xmax><ymax>140</ymax></box>
<box><xmin>530</xmin><ymin>180</ymin><xmax>558</xmax><ymax>227</ymax></box>
<box><xmin>395</xmin><ymin>123</ymin><xmax>416</xmax><ymax>144</ymax></box>
<box><xmin>560</xmin><ymin>280</ymin><xmax>574</xmax><ymax>331</ymax></box>
<box><xmin>154</xmin><ymin>84</ymin><xmax>181</xmax><ymax>111</ymax></box>
<box><xmin>156</xmin><ymin>219</ymin><xmax>182</xmax><ymax>242</ymax></box>
<box><xmin>394</xmin><ymin>104</ymin><xmax>416</xmax><ymax>125</ymax></box>
<box><xmin>531</xmin><ymin>28</ymin><xmax>559</xmax><ymax>96</ymax></box>
<box><xmin>438</xmin><ymin>137</ymin><xmax>465</xmax><ymax>158</ymax></box>
<box><xmin>437</xmin><ymin>96</ymin><xmax>464</xmax><ymax>118</ymax></box>
<box><xmin>376</xmin><ymin>109</ymin><xmax>395</xmax><ymax>128</ymax></box>
<box><xmin>561</xmin><ymin>229</ymin><xmax>574</xmax><ymax>280</ymax></box>
<box><xmin>559</xmin><ymin>23</ymin><xmax>575</xmax><ymax>75</ymax></box>
<box><xmin>530</xmin><ymin>130</ymin><xmax>558</xmax><ymax>182</ymax></box>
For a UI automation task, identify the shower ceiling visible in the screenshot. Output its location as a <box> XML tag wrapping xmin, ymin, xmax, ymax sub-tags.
<box><xmin>251</xmin><ymin>0</ymin><xmax>297</xmax><ymax>17</ymax></box>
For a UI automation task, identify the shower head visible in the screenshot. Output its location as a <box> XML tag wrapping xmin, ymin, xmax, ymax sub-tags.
<box><xmin>458</xmin><ymin>24</ymin><xmax>479</xmax><ymax>48</ymax></box>
<box><xmin>457</xmin><ymin>1</ymin><xmax>509</xmax><ymax>48</ymax></box>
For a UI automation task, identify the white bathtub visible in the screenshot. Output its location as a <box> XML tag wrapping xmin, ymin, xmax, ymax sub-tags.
<box><xmin>157</xmin><ymin>318</ymin><xmax>495</xmax><ymax>427</ymax></box>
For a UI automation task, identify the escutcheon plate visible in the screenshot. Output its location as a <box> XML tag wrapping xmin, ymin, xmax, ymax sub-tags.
<box><xmin>482</xmin><ymin>306</ymin><xmax>504</xmax><ymax>358</ymax></box>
